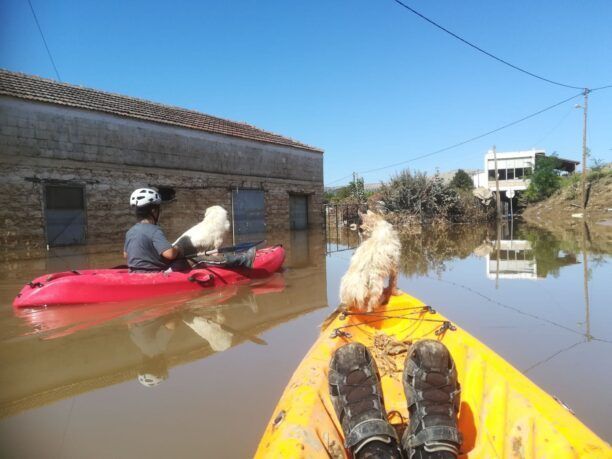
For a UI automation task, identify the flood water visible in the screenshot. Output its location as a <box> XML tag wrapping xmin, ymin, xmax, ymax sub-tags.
<box><xmin>0</xmin><ymin>221</ymin><xmax>610</xmax><ymax>457</ymax></box>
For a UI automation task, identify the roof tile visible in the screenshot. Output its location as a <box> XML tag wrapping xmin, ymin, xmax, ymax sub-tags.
<box><xmin>0</xmin><ymin>69</ymin><xmax>323</xmax><ymax>153</ymax></box>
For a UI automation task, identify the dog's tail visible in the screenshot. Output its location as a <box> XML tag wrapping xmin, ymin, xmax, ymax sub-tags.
<box><xmin>340</xmin><ymin>273</ymin><xmax>373</xmax><ymax>312</ymax></box>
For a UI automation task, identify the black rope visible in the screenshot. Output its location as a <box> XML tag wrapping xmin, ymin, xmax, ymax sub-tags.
<box><xmin>27</xmin><ymin>0</ymin><xmax>62</xmax><ymax>81</ymax></box>
<box><xmin>391</xmin><ymin>0</ymin><xmax>587</xmax><ymax>90</ymax></box>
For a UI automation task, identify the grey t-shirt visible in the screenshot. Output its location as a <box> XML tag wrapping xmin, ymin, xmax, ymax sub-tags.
<box><xmin>124</xmin><ymin>223</ymin><xmax>173</xmax><ymax>271</ymax></box>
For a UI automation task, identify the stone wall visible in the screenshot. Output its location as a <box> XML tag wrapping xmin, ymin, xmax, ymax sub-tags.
<box><xmin>0</xmin><ymin>96</ymin><xmax>324</xmax><ymax>256</ymax></box>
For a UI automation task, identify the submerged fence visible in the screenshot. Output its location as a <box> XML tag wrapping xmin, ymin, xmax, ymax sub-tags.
<box><xmin>323</xmin><ymin>203</ymin><xmax>367</xmax><ymax>254</ymax></box>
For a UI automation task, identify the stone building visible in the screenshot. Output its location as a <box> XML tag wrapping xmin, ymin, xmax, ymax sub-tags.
<box><xmin>0</xmin><ymin>69</ymin><xmax>324</xmax><ymax>252</ymax></box>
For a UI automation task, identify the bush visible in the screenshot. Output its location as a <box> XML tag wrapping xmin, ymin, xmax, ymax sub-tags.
<box><xmin>380</xmin><ymin>170</ymin><xmax>462</xmax><ymax>221</ymax></box>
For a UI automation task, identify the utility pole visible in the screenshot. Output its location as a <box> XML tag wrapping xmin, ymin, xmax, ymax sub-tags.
<box><xmin>581</xmin><ymin>89</ymin><xmax>590</xmax><ymax>212</ymax></box>
<box><xmin>493</xmin><ymin>145</ymin><xmax>502</xmax><ymax>220</ymax></box>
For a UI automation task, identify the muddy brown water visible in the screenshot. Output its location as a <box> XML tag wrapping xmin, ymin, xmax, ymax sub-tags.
<box><xmin>0</xmin><ymin>223</ymin><xmax>610</xmax><ymax>458</ymax></box>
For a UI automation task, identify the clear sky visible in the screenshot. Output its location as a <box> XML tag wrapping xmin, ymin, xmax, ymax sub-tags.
<box><xmin>1</xmin><ymin>0</ymin><xmax>611</xmax><ymax>185</ymax></box>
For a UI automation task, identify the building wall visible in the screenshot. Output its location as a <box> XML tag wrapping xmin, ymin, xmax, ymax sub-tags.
<box><xmin>0</xmin><ymin>96</ymin><xmax>324</xmax><ymax>255</ymax></box>
<box><xmin>483</xmin><ymin>150</ymin><xmax>538</xmax><ymax>192</ymax></box>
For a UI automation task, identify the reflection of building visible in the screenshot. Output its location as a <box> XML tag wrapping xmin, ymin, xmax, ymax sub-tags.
<box><xmin>486</xmin><ymin>240</ymin><xmax>537</xmax><ymax>280</ymax></box>
<box><xmin>471</xmin><ymin>149</ymin><xmax>579</xmax><ymax>193</ymax></box>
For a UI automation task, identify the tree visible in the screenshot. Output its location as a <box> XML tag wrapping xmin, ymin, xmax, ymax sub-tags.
<box><xmin>347</xmin><ymin>176</ymin><xmax>367</xmax><ymax>202</ymax></box>
<box><xmin>325</xmin><ymin>177</ymin><xmax>369</xmax><ymax>203</ymax></box>
<box><xmin>449</xmin><ymin>169</ymin><xmax>474</xmax><ymax>191</ymax></box>
<box><xmin>522</xmin><ymin>155</ymin><xmax>562</xmax><ymax>202</ymax></box>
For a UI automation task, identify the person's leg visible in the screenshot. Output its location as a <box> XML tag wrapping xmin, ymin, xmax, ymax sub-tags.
<box><xmin>401</xmin><ymin>340</ymin><xmax>462</xmax><ymax>459</ymax></box>
<box><xmin>205</xmin><ymin>247</ymin><xmax>257</xmax><ymax>268</ymax></box>
<box><xmin>168</xmin><ymin>258</ymin><xmax>191</xmax><ymax>272</ymax></box>
<box><xmin>329</xmin><ymin>342</ymin><xmax>403</xmax><ymax>459</ymax></box>
<box><xmin>194</xmin><ymin>247</ymin><xmax>257</xmax><ymax>268</ymax></box>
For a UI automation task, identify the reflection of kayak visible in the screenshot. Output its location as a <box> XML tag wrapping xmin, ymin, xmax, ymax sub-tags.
<box><xmin>256</xmin><ymin>292</ymin><xmax>611</xmax><ymax>458</ymax></box>
<box><xmin>15</xmin><ymin>274</ymin><xmax>286</xmax><ymax>340</ymax></box>
<box><xmin>13</xmin><ymin>246</ymin><xmax>285</xmax><ymax>308</ymax></box>
<box><xmin>15</xmin><ymin>288</ymin><xmax>237</xmax><ymax>339</ymax></box>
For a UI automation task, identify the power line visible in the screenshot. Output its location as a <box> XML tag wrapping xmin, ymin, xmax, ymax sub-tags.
<box><xmin>327</xmin><ymin>91</ymin><xmax>583</xmax><ymax>185</ymax></box>
<box><xmin>591</xmin><ymin>84</ymin><xmax>612</xmax><ymax>92</ymax></box>
<box><xmin>391</xmin><ymin>0</ymin><xmax>593</xmax><ymax>91</ymax></box>
<box><xmin>27</xmin><ymin>0</ymin><xmax>62</xmax><ymax>81</ymax></box>
<box><xmin>530</xmin><ymin>105</ymin><xmax>574</xmax><ymax>147</ymax></box>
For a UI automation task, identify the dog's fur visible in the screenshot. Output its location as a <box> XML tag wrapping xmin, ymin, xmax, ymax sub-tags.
<box><xmin>339</xmin><ymin>210</ymin><xmax>401</xmax><ymax>312</ymax></box>
<box><xmin>173</xmin><ymin>205</ymin><xmax>230</xmax><ymax>254</ymax></box>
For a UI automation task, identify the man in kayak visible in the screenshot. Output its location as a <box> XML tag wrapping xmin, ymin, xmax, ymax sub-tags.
<box><xmin>329</xmin><ymin>340</ymin><xmax>461</xmax><ymax>459</ymax></box>
<box><xmin>124</xmin><ymin>188</ymin><xmax>255</xmax><ymax>272</ymax></box>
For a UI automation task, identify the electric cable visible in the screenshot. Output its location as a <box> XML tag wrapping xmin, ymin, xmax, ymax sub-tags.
<box><xmin>391</xmin><ymin>0</ymin><xmax>612</xmax><ymax>91</ymax></box>
<box><xmin>27</xmin><ymin>0</ymin><xmax>62</xmax><ymax>81</ymax></box>
<box><xmin>530</xmin><ymin>105</ymin><xmax>574</xmax><ymax>147</ymax></box>
<box><xmin>327</xmin><ymin>91</ymin><xmax>583</xmax><ymax>185</ymax></box>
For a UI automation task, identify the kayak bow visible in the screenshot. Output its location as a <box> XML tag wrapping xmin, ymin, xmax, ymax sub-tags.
<box><xmin>256</xmin><ymin>292</ymin><xmax>611</xmax><ymax>458</ymax></box>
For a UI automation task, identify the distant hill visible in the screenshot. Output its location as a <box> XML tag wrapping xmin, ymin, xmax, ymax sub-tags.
<box><xmin>325</xmin><ymin>182</ymin><xmax>381</xmax><ymax>193</ymax></box>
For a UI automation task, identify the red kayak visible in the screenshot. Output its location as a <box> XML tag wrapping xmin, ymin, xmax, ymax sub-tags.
<box><xmin>13</xmin><ymin>246</ymin><xmax>285</xmax><ymax>308</ymax></box>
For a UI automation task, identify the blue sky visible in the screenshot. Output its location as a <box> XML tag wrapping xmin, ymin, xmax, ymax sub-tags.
<box><xmin>1</xmin><ymin>0</ymin><xmax>611</xmax><ymax>185</ymax></box>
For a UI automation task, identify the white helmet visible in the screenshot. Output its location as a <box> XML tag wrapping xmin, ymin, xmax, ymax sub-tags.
<box><xmin>138</xmin><ymin>373</ymin><xmax>166</xmax><ymax>388</ymax></box>
<box><xmin>130</xmin><ymin>188</ymin><xmax>161</xmax><ymax>207</ymax></box>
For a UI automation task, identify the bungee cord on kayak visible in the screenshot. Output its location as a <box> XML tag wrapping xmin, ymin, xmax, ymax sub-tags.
<box><xmin>330</xmin><ymin>306</ymin><xmax>456</xmax><ymax>340</ymax></box>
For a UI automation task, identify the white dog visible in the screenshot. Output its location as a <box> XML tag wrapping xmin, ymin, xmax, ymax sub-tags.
<box><xmin>339</xmin><ymin>210</ymin><xmax>401</xmax><ymax>312</ymax></box>
<box><xmin>174</xmin><ymin>205</ymin><xmax>230</xmax><ymax>255</ymax></box>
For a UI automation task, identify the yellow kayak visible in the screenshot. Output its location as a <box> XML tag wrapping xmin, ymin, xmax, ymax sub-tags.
<box><xmin>256</xmin><ymin>292</ymin><xmax>611</xmax><ymax>458</ymax></box>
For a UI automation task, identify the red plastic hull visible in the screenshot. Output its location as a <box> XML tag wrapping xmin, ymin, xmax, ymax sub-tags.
<box><xmin>13</xmin><ymin>246</ymin><xmax>285</xmax><ymax>308</ymax></box>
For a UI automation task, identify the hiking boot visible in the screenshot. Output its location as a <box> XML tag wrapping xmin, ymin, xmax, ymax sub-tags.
<box><xmin>329</xmin><ymin>342</ymin><xmax>402</xmax><ymax>458</ymax></box>
<box><xmin>401</xmin><ymin>340</ymin><xmax>462</xmax><ymax>458</ymax></box>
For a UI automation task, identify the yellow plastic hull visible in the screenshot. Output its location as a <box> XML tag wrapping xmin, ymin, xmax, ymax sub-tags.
<box><xmin>256</xmin><ymin>292</ymin><xmax>611</xmax><ymax>458</ymax></box>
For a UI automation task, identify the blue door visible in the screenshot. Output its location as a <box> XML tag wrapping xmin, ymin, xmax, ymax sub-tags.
<box><xmin>44</xmin><ymin>185</ymin><xmax>87</xmax><ymax>246</ymax></box>
<box><xmin>290</xmin><ymin>195</ymin><xmax>308</xmax><ymax>230</ymax></box>
<box><xmin>232</xmin><ymin>189</ymin><xmax>266</xmax><ymax>235</ymax></box>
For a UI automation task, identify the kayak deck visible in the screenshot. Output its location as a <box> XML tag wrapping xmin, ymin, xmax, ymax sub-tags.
<box><xmin>13</xmin><ymin>246</ymin><xmax>285</xmax><ymax>308</ymax></box>
<box><xmin>256</xmin><ymin>292</ymin><xmax>611</xmax><ymax>458</ymax></box>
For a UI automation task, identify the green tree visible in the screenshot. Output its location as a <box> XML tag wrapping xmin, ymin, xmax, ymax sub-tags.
<box><xmin>449</xmin><ymin>169</ymin><xmax>474</xmax><ymax>190</ymax></box>
<box><xmin>522</xmin><ymin>155</ymin><xmax>562</xmax><ymax>202</ymax></box>
<box><xmin>347</xmin><ymin>176</ymin><xmax>367</xmax><ymax>202</ymax></box>
<box><xmin>325</xmin><ymin>177</ymin><xmax>369</xmax><ymax>203</ymax></box>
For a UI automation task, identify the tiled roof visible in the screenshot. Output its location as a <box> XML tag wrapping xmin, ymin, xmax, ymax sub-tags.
<box><xmin>0</xmin><ymin>69</ymin><xmax>322</xmax><ymax>153</ymax></box>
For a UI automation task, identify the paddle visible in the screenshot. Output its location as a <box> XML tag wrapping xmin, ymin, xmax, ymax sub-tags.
<box><xmin>204</xmin><ymin>240</ymin><xmax>264</xmax><ymax>256</ymax></box>
<box><xmin>183</xmin><ymin>240</ymin><xmax>264</xmax><ymax>260</ymax></box>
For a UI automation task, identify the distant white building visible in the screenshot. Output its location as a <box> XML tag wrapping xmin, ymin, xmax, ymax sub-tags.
<box><xmin>471</xmin><ymin>149</ymin><xmax>579</xmax><ymax>193</ymax></box>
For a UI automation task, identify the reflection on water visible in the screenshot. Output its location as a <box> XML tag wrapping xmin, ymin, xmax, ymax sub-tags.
<box><xmin>0</xmin><ymin>222</ymin><xmax>611</xmax><ymax>457</ymax></box>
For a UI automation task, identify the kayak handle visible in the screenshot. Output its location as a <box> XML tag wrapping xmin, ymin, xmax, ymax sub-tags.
<box><xmin>188</xmin><ymin>273</ymin><xmax>214</xmax><ymax>284</ymax></box>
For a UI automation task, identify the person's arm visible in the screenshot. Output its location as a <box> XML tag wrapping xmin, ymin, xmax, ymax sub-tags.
<box><xmin>123</xmin><ymin>251</ymin><xmax>128</xmax><ymax>259</ymax></box>
<box><xmin>151</xmin><ymin>227</ymin><xmax>181</xmax><ymax>261</ymax></box>
<box><xmin>161</xmin><ymin>246</ymin><xmax>181</xmax><ymax>261</ymax></box>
